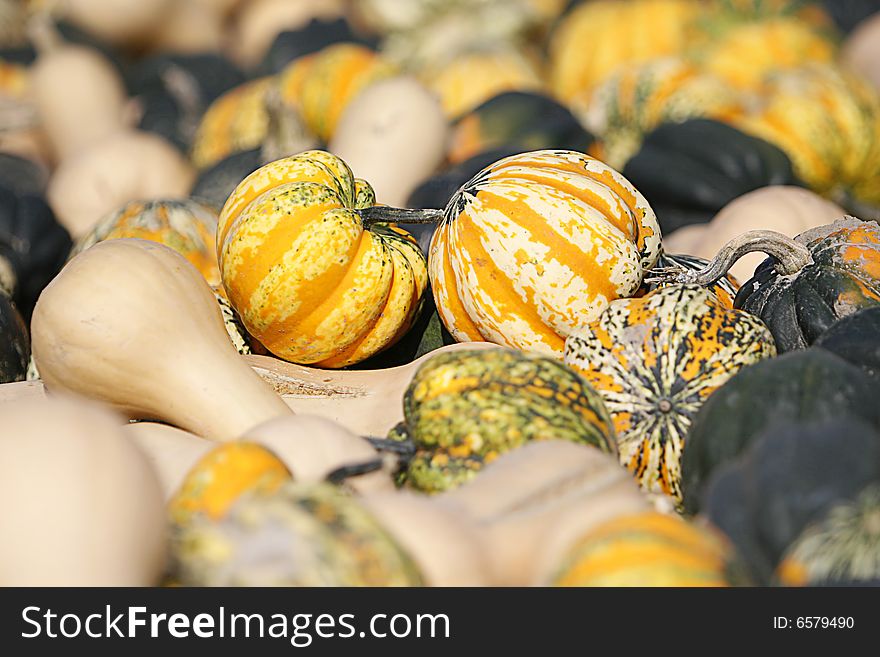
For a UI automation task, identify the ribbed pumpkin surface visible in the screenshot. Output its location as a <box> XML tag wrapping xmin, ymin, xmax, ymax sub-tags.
<box><xmin>565</xmin><ymin>285</ymin><xmax>776</xmax><ymax>500</ymax></box>
<box><xmin>429</xmin><ymin>149</ymin><xmax>661</xmax><ymax>356</ymax></box>
<box><xmin>218</xmin><ymin>151</ymin><xmax>427</xmax><ymax>367</ymax></box>
<box><xmin>551</xmin><ymin>512</ymin><xmax>732</xmax><ymax>586</ymax></box>
<box><xmin>71</xmin><ymin>199</ymin><xmax>221</xmax><ymax>288</ymax></box>
<box><xmin>279</xmin><ymin>43</ymin><xmax>397</xmax><ymax>143</ymax></box>
<box><xmin>397</xmin><ymin>348</ymin><xmax>616</xmax><ymax>493</ymax></box>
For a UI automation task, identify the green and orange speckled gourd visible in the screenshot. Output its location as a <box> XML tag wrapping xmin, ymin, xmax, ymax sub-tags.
<box><xmin>642</xmin><ymin>252</ymin><xmax>741</xmax><ymax>308</ymax></box>
<box><xmin>428</xmin><ymin>149</ymin><xmax>662</xmax><ymax>358</ymax></box>
<box><xmin>391</xmin><ymin>348</ymin><xmax>616</xmax><ymax>493</ymax></box>
<box><xmin>564</xmin><ymin>285</ymin><xmax>776</xmax><ymax>501</ymax></box>
<box><xmin>217</xmin><ymin>150</ymin><xmax>427</xmax><ymax>368</ymax></box>
<box><xmin>172</xmin><ymin>482</ymin><xmax>423</xmax><ymax>586</ymax></box>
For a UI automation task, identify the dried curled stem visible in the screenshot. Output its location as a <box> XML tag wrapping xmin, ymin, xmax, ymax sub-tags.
<box><xmin>357</xmin><ymin>206</ymin><xmax>444</xmax><ymax>227</ymax></box>
<box><xmin>646</xmin><ymin>230</ymin><xmax>814</xmax><ymax>286</ymax></box>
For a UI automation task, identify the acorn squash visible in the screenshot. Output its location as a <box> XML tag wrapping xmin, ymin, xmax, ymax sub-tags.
<box><xmin>813</xmin><ymin>306</ymin><xmax>880</xmax><ymax>380</ymax></box>
<box><xmin>0</xmin><ymin>291</ymin><xmax>27</xmax><ymax>383</ymax></box>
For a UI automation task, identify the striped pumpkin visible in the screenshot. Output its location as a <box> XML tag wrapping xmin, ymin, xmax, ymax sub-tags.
<box><xmin>574</xmin><ymin>58</ymin><xmax>744</xmax><ymax>169</ymax></box>
<box><xmin>169</xmin><ymin>442</ymin><xmax>291</xmax><ymax>530</ymax></box>
<box><xmin>429</xmin><ymin>149</ymin><xmax>662</xmax><ymax>357</ymax></box>
<box><xmin>551</xmin><ymin>512</ymin><xmax>735</xmax><ymax>586</ymax></box>
<box><xmin>217</xmin><ymin>150</ymin><xmax>427</xmax><ymax>368</ymax></box>
<box><xmin>423</xmin><ymin>48</ymin><xmax>544</xmax><ymax>119</ymax></box>
<box><xmin>279</xmin><ymin>43</ymin><xmax>397</xmax><ymax>143</ymax></box>
<box><xmin>71</xmin><ymin>199</ymin><xmax>222</xmax><ymax>288</ymax></box>
<box><xmin>777</xmin><ymin>484</ymin><xmax>880</xmax><ymax>586</ymax></box>
<box><xmin>564</xmin><ymin>285</ymin><xmax>776</xmax><ymax>501</ymax></box>
<box><xmin>549</xmin><ymin>0</ymin><xmax>704</xmax><ymax>103</ymax></box>
<box><xmin>394</xmin><ymin>348</ymin><xmax>616</xmax><ymax>493</ymax></box>
<box><xmin>736</xmin><ymin>64</ymin><xmax>880</xmax><ymax>207</ymax></box>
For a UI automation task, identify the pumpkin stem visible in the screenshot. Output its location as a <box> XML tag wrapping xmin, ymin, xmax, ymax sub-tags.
<box><xmin>649</xmin><ymin>230</ymin><xmax>813</xmax><ymax>286</ymax></box>
<box><xmin>358</xmin><ymin>207</ymin><xmax>444</xmax><ymax>227</ymax></box>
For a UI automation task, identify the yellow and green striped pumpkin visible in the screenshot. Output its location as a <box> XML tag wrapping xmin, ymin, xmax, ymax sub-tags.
<box><xmin>549</xmin><ymin>0</ymin><xmax>704</xmax><ymax>103</ymax></box>
<box><xmin>217</xmin><ymin>150</ymin><xmax>427</xmax><ymax>368</ymax></box>
<box><xmin>71</xmin><ymin>199</ymin><xmax>222</xmax><ymax>288</ymax></box>
<box><xmin>279</xmin><ymin>43</ymin><xmax>397</xmax><ymax>143</ymax></box>
<box><xmin>564</xmin><ymin>285</ymin><xmax>776</xmax><ymax>500</ymax></box>
<box><xmin>393</xmin><ymin>348</ymin><xmax>616</xmax><ymax>493</ymax></box>
<box><xmin>428</xmin><ymin>149</ymin><xmax>662</xmax><ymax>357</ymax></box>
<box><xmin>551</xmin><ymin>511</ymin><xmax>735</xmax><ymax>586</ymax></box>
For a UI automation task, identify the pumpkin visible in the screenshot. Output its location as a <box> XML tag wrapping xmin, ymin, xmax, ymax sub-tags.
<box><xmin>0</xmin><ymin>396</ymin><xmax>166</xmax><ymax>585</ymax></box>
<box><xmin>549</xmin><ymin>0</ymin><xmax>704</xmax><ymax>103</ymax></box>
<box><xmin>0</xmin><ymin>291</ymin><xmax>27</xmax><ymax>383</ymax></box>
<box><xmin>574</xmin><ymin>58</ymin><xmax>744</xmax><ymax>170</ymax></box>
<box><xmin>777</xmin><ymin>484</ymin><xmax>880</xmax><ymax>586</ymax></box>
<box><xmin>814</xmin><ymin>306</ymin><xmax>880</xmax><ymax>380</ymax></box>
<box><xmin>0</xmin><ymin>185</ymin><xmax>71</xmax><ymax>317</ymax></box>
<box><xmin>841</xmin><ymin>12</ymin><xmax>880</xmax><ymax>93</ymax></box>
<box><xmin>423</xmin><ymin>48</ymin><xmax>544</xmax><ymax>119</ymax></box>
<box><xmin>736</xmin><ymin>64</ymin><xmax>880</xmax><ymax>210</ymax></box>
<box><xmin>31</xmin><ymin>239</ymin><xmax>292</xmax><ymax>441</ymax></box>
<box><xmin>189</xmin><ymin>148</ymin><xmax>264</xmax><ymax>211</ymax></box>
<box><xmin>681</xmin><ymin>349</ymin><xmax>880</xmax><ymax>515</ymax></box>
<box><xmin>734</xmin><ymin>218</ymin><xmax>880</xmax><ymax>351</ymax></box>
<box><xmin>70</xmin><ymin>199</ymin><xmax>222</xmax><ymax>288</ymax></box>
<box><xmin>47</xmin><ymin>130</ymin><xmax>196</xmax><ymax>238</ymax></box>
<box><xmin>704</xmin><ymin>419</ymin><xmax>880</xmax><ymax>584</ymax></box>
<box><xmin>428</xmin><ymin>149</ymin><xmax>662</xmax><ymax>356</ymax></box>
<box><xmin>550</xmin><ymin>512</ymin><xmax>735</xmax><ymax>587</ymax></box>
<box><xmin>217</xmin><ymin>150</ymin><xmax>428</xmax><ymax>367</ymax></box>
<box><xmin>448</xmin><ymin>91</ymin><xmax>594</xmax><ymax>166</ymax></box>
<box><xmin>172</xmin><ymin>481</ymin><xmax>423</xmax><ymax>586</ymax></box>
<box><xmin>663</xmin><ymin>186</ymin><xmax>847</xmax><ymax>282</ymax></box>
<box><xmin>278</xmin><ymin>43</ymin><xmax>397</xmax><ymax>143</ymax></box>
<box><xmin>391</xmin><ymin>348</ymin><xmax>616</xmax><ymax>493</ymax></box>
<box><xmin>623</xmin><ymin>120</ymin><xmax>800</xmax><ymax>234</ymax></box>
<box><xmin>642</xmin><ymin>252</ymin><xmax>741</xmax><ymax>308</ymax></box>
<box><xmin>328</xmin><ymin>76</ymin><xmax>449</xmax><ymax>207</ymax></box>
<box><xmin>564</xmin><ymin>284</ymin><xmax>775</xmax><ymax>501</ymax></box>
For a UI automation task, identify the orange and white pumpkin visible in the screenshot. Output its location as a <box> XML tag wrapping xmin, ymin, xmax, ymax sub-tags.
<box><xmin>428</xmin><ymin>149</ymin><xmax>662</xmax><ymax>356</ymax></box>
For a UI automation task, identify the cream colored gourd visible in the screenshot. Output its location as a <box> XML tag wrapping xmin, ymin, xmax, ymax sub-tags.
<box><xmin>436</xmin><ymin>440</ymin><xmax>650</xmax><ymax>586</ymax></box>
<box><xmin>230</xmin><ymin>0</ymin><xmax>346</xmax><ymax>69</ymax></box>
<box><xmin>842</xmin><ymin>13</ymin><xmax>880</xmax><ymax>93</ymax></box>
<box><xmin>62</xmin><ymin>0</ymin><xmax>173</xmax><ymax>46</ymax></box>
<box><xmin>148</xmin><ymin>0</ymin><xmax>224</xmax><ymax>55</ymax></box>
<box><xmin>329</xmin><ymin>76</ymin><xmax>449</xmax><ymax>207</ymax></box>
<box><xmin>124</xmin><ymin>422</ymin><xmax>212</xmax><ymax>499</ymax></box>
<box><xmin>31</xmin><ymin>238</ymin><xmax>292</xmax><ymax>441</ymax></box>
<box><xmin>47</xmin><ymin>130</ymin><xmax>195</xmax><ymax>237</ymax></box>
<box><xmin>29</xmin><ymin>20</ymin><xmax>129</xmax><ymax>162</ymax></box>
<box><xmin>663</xmin><ymin>186</ymin><xmax>845</xmax><ymax>281</ymax></box>
<box><xmin>0</xmin><ymin>397</ymin><xmax>166</xmax><ymax>585</ymax></box>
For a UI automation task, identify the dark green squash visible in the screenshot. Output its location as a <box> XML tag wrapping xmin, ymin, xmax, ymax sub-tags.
<box><xmin>681</xmin><ymin>348</ymin><xmax>880</xmax><ymax>515</ymax></box>
<box><xmin>814</xmin><ymin>306</ymin><xmax>880</xmax><ymax>380</ymax></box>
<box><xmin>448</xmin><ymin>91</ymin><xmax>594</xmax><ymax>164</ymax></box>
<box><xmin>622</xmin><ymin>119</ymin><xmax>801</xmax><ymax>233</ymax></box>
<box><xmin>259</xmin><ymin>17</ymin><xmax>372</xmax><ymax>76</ymax></box>
<box><xmin>0</xmin><ymin>291</ymin><xmax>28</xmax><ymax>383</ymax></box>
<box><xmin>820</xmin><ymin>0</ymin><xmax>880</xmax><ymax>32</ymax></box>
<box><xmin>0</xmin><ymin>186</ymin><xmax>72</xmax><ymax>318</ymax></box>
<box><xmin>0</xmin><ymin>153</ymin><xmax>49</xmax><ymax>197</ymax></box>
<box><xmin>189</xmin><ymin>148</ymin><xmax>264</xmax><ymax>211</ymax></box>
<box><xmin>734</xmin><ymin>218</ymin><xmax>880</xmax><ymax>351</ymax></box>
<box><xmin>392</xmin><ymin>348</ymin><xmax>616</xmax><ymax>493</ymax></box>
<box><xmin>703</xmin><ymin>419</ymin><xmax>880</xmax><ymax>585</ymax></box>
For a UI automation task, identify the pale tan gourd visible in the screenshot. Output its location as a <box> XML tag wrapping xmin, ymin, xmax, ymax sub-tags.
<box><xmin>124</xmin><ymin>422</ymin><xmax>212</xmax><ymax>499</ymax></box>
<box><xmin>842</xmin><ymin>13</ymin><xmax>880</xmax><ymax>93</ymax></box>
<box><xmin>329</xmin><ymin>76</ymin><xmax>449</xmax><ymax>207</ymax></box>
<box><xmin>47</xmin><ymin>130</ymin><xmax>195</xmax><ymax>237</ymax></box>
<box><xmin>61</xmin><ymin>0</ymin><xmax>173</xmax><ymax>47</ymax></box>
<box><xmin>663</xmin><ymin>186</ymin><xmax>845</xmax><ymax>281</ymax></box>
<box><xmin>28</xmin><ymin>18</ymin><xmax>129</xmax><ymax>162</ymax></box>
<box><xmin>228</xmin><ymin>0</ymin><xmax>346</xmax><ymax>69</ymax></box>
<box><xmin>0</xmin><ymin>396</ymin><xmax>167</xmax><ymax>586</ymax></box>
<box><xmin>31</xmin><ymin>238</ymin><xmax>292</xmax><ymax>441</ymax></box>
<box><xmin>436</xmin><ymin>440</ymin><xmax>650</xmax><ymax>586</ymax></box>
<box><xmin>148</xmin><ymin>0</ymin><xmax>224</xmax><ymax>55</ymax></box>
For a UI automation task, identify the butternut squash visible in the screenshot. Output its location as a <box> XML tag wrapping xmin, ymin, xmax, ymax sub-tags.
<box><xmin>124</xmin><ymin>422</ymin><xmax>212</xmax><ymax>499</ymax></box>
<box><xmin>0</xmin><ymin>396</ymin><xmax>166</xmax><ymax>585</ymax></box>
<box><xmin>61</xmin><ymin>0</ymin><xmax>173</xmax><ymax>47</ymax></box>
<box><xmin>31</xmin><ymin>238</ymin><xmax>291</xmax><ymax>441</ymax></box>
<box><xmin>842</xmin><ymin>13</ymin><xmax>880</xmax><ymax>93</ymax></box>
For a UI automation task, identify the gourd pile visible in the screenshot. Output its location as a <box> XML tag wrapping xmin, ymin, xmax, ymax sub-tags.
<box><xmin>1</xmin><ymin>0</ymin><xmax>879</xmax><ymax>587</ymax></box>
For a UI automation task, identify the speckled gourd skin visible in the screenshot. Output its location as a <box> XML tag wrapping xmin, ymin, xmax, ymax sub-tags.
<box><xmin>735</xmin><ymin>217</ymin><xmax>880</xmax><ymax>351</ymax></box>
<box><xmin>565</xmin><ymin>285</ymin><xmax>776</xmax><ymax>501</ymax></box>
<box><xmin>218</xmin><ymin>151</ymin><xmax>428</xmax><ymax>367</ymax></box>
<box><xmin>394</xmin><ymin>348</ymin><xmax>617</xmax><ymax>493</ymax></box>
<box><xmin>429</xmin><ymin>149</ymin><xmax>662</xmax><ymax>357</ymax></box>
<box><xmin>173</xmin><ymin>482</ymin><xmax>423</xmax><ymax>587</ymax></box>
